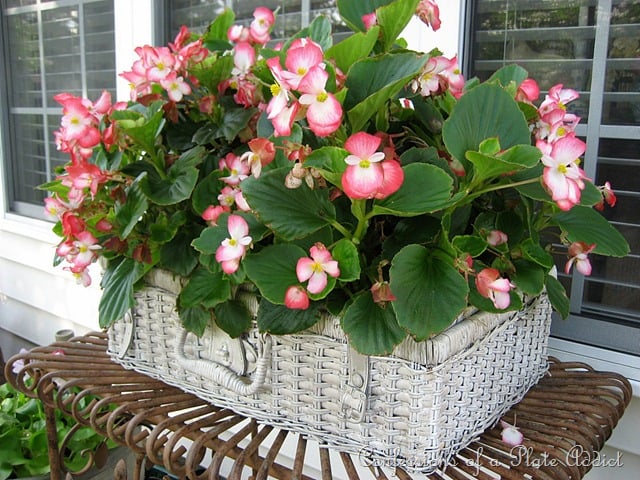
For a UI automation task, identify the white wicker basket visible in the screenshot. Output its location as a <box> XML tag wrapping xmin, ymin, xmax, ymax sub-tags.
<box><xmin>107</xmin><ymin>269</ymin><xmax>551</xmax><ymax>474</ymax></box>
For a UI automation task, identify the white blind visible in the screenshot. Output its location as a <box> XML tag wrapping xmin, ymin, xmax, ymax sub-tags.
<box><xmin>2</xmin><ymin>0</ymin><xmax>116</xmax><ymax>217</ymax></box>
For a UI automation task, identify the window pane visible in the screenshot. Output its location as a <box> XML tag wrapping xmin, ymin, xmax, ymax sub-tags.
<box><xmin>2</xmin><ymin>0</ymin><xmax>116</xmax><ymax>215</ymax></box>
<box><xmin>7</xmin><ymin>12</ymin><xmax>42</xmax><ymax>108</ymax></box>
<box><xmin>470</xmin><ymin>0</ymin><xmax>597</xmax><ymax>117</ymax></box>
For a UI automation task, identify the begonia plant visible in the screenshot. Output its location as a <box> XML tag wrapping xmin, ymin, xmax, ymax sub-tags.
<box><xmin>40</xmin><ymin>0</ymin><xmax>629</xmax><ymax>354</ymax></box>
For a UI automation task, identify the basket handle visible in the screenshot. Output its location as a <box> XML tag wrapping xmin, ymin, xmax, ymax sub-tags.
<box><xmin>175</xmin><ymin>330</ymin><xmax>272</xmax><ymax>395</ymax></box>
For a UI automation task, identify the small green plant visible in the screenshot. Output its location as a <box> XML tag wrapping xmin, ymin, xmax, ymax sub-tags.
<box><xmin>0</xmin><ymin>382</ymin><xmax>114</xmax><ymax>480</ymax></box>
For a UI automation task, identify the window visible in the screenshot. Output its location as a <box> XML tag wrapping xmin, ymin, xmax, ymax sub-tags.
<box><xmin>167</xmin><ymin>0</ymin><xmax>348</xmax><ymax>41</ymax></box>
<box><xmin>0</xmin><ymin>0</ymin><xmax>116</xmax><ymax>219</ymax></box>
<box><xmin>465</xmin><ymin>0</ymin><xmax>640</xmax><ymax>354</ymax></box>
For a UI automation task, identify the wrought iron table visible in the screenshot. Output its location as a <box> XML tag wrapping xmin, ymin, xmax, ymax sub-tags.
<box><xmin>5</xmin><ymin>332</ymin><xmax>632</xmax><ymax>480</ymax></box>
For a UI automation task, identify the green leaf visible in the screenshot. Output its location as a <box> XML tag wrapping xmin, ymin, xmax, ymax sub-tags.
<box><xmin>345</xmin><ymin>51</ymin><xmax>429</xmax><ymax>131</ymax></box>
<box><xmin>179</xmin><ymin>267</ymin><xmax>231</xmax><ymax>309</ymax></box>
<box><xmin>554</xmin><ymin>206</ymin><xmax>630</xmax><ymax>257</ymax></box>
<box><xmin>375</xmin><ymin>0</ymin><xmax>421</xmax><ymax>52</ymax></box>
<box><xmin>202</xmin><ymin>8</ymin><xmax>235</xmax><ymax>43</ymax></box>
<box><xmin>192</xmin><ymin>170</ymin><xmax>223</xmax><ymax>215</ymax></box>
<box><xmin>114</xmin><ymin>176</ymin><xmax>148</xmax><ymax>239</ymax></box>
<box><xmin>241</xmin><ymin>168</ymin><xmax>336</xmax><ymax>240</ymax></box>
<box><xmin>190</xmin><ymin>55</ymin><xmax>234</xmax><ymax>93</ymax></box>
<box><xmin>390</xmin><ymin>246</ymin><xmax>469</xmax><ymax>341</ymax></box>
<box><xmin>325</xmin><ymin>27</ymin><xmax>380</xmax><ymax>73</ymax></box>
<box><xmin>114</xmin><ymin>102</ymin><xmax>166</xmax><ymax>154</ymax></box>
<box><xmin>511</xmin><ymin>259</ymin><xmax>546</xmax><ymax>296</ymax></box>
<box><xmin>487</xmin><ymin>64</ymin><xmax>529</xmax><ymax>90</ymax></box>
<box><xmin>180</xmin><ymin>306</ymin><xmax>211</xmax><ymax>337</ymax></box>
<box><xmin>443</xmin><ymin>83</ymin><xmax>531</xmax><ymax>168</ymax></box>
<box><xmin>341</xmin><ymin>292</ymin><xmax>406</xmax><ymax>355</ymax></box>
<box><xmin>301</xmin><ymin>146</ymin><xmax>347</xmax><ymax>187</ymax></box>
<box><xmin>257</xmin><ymin>299</ymin><xmax>321</xmax><ymax>335</ymax></box>
<box><xmin>244</xmin><ymin>244</ymin><xmax>306</xmax><ymax>304</ymax></box>
<box><xmin>160</xmin><ymin>229</ymin><xmax>200</xmax><ymax>276</ymax></box>
<box><xmin>214</xmin><ymin>299</ymin><xmax>252</xmax><ymax>338</ymax></box>
<box><xmin>99</xmin><ymin>258</ymin><xmax>145</xmax><ymax>328</ymax></box>
<box><xmin>452</xmin><ymin>235</ymin><xmax>487</xmax><ymax>257</ymax></box>
<box><xmin>219</xmin><ymin>107</ymin><xmax>257</xmax><ymax>143</ymax></box>
<box><xmin>466</xmin><ymin>144</ymin><xmax>541</xmax><ymax>183</ymax></box>
<box><xmin>545</xmin><ymin>274</ymin><xmax>570</xmax><ymax>319</ymax></box>
<box><xmin>372</xmin><ymin>163</ymin><xmax>454</xmax><ymax>216</ymax></box>
<box><xmin>331</xmin><ymin>238</ymin><xmax>361</xmax><ymax>282</ymax></box>
<box><xmin>519</xmin><ymin>238</ymin><xmax>555</xmax><ymax>269</ymax></box>
<box><xmin>145</xmin><ymin>147</ymin><xmax>205</xmax><ymax>205</ymax></box>
<box><xmin>337</xmin><ymin>0</ymin><xmax>394</xmax><ymax>31</ymax></box>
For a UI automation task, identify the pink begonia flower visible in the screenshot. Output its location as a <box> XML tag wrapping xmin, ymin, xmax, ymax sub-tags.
<box><xmin>249</xmin><ymin>7</ymin><xmax>275</xmax><ymax>45</ymax></box>
<box><xmin>486</xmin><ymin>230</ymin><xmax>508</xmax><ymax>247</ymax></box>
<box><xmin>374</xmin><ymin>159</ymin><xmax>404</xmax><ymax>199</ymax></box>
<box><xmin>595</xmin><ymin>181</ymin><xmax>617</xmax><ymax>211</ymax></box>
<box><xmin>342</xmin><ymin>132</ymin><xmax>392</xmax><ymax>200</ymax></box>
<box><xmin>231</xmin><ymin>41</ymin><xmax>256</xmax><ymax>79</ymax></box>
<box><xmin>296</xmin><ymin>243</ymin><xmax>340</xmax><ymax>294</ymax></box>
<box><xmin>538</xmin><ymin>136</ymin><xmax>588</xmax><ymax>211</ymax></box>
<box><xmin>298</xmin><ymin>66</ymin><xmax>343</xmax><ymax>136</ymax></box>
<box><xmin>415</xmin><ymin>0</ymin><xmax>441</xmax><ymax>31</ymax></box>
<box><xmin>475</xmin><ymin>268</ymin><xmax>515</xmax><ymax>310</ymax></box>
<box><xmin>564</xmin><ymin>241</ymin><xmax>596</xmax><ymax>276</ymax></box>
<box><xmin>500</xmin><ymin>420</ymin><xmax>524</xmax><ymax>447</ymax></box>
<box><xmin>538</xmin><ymin>84</ymin><xmax>580</xmax><ymax>116</ymax></box>
<box><xmin>412</xmin><ymin>55</ymin><xmax>464</xmax><ymax>99</ymax></box>
<box><xmin>362</xmin><ymin>12</ymin><xmax>378</xmax><ymax>30</ymax></box>
<box><xmin>285</xmin><ymin>285</ymin><xmax>310</xmax><ymax>310</ymax></box>
<box><xmin>138</xmin><ymin>45</ymin><xmax>178</xmax><ymax>82</ymax></box>
<box><xmin>202</xmin><ymin>205</ymin><xmax>229</xmax><ymax>226</ymax></box>
<box><xmin>64</xmin><ymin>265</ymin><xmax>93</xmax><ymax>287</ymax></box>
<box><xmin>44</xmin><ymin>195</ymin><xmax>70</xmax><ymax>220</ymax></box>
<box><xmin>271</xmin><ymin>101</ymin><xmax>300</xmax><ymax>137</ymax></box>
<box><xmin>218</xmin><ymin>186</ymin><xmax>240</xmax><ymax>209</ymax></box>
<box><xmin>64</xmin><ymin>161</ymin><xmax>108</xmax><ymax>198</ymax></box>
<box><xmin>516</xmin><ymin>78</ymin><xmax>540</xmax><ymax>103</ymax></box>
<box><xmin>57</xmin><ymin>97</ymin><xmax>101</xmax><ymax>148</ymax></box>
<box><xmin>240</xmin><ymin>137</ymin><xmax>276</xmax><ymax>178</ymax></box>
<box><xmin>234</xmin><ymin>189</ymin><xmax>251</xmax><ymax>211</ymax></box>
<box><xmin>215</xmin><ymin>215</ymin><xmax>252</xmax><ymax>274</ymax></box>
<box><xmin>281</xmin><ymin>38</ymin><xmax>325</xmax><ymax>90</ymax></box>
<box><xmin>160</xmin><ymin>71</ymin><xmax>191</xmax><ymax>102</ymax></box>
<box><xmin>227</xmin><ymin>24</ymin><xmax>250</xmax><ymax>43</ymax></box>
<box><xmin>266</xmin><ymin>57</ymin><xmax>292</xmax><ymax>119</ymax></box>
<box><xmin>220</xmin><ymin>153</ymin><xmax>250</xmax><ymax>185</ymax></box>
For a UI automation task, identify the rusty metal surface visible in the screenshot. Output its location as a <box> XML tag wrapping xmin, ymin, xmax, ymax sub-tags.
<box><xmin>4</xmin><ymin>332</ymin><xmax>632</xmax><ymax>480</ymax></box>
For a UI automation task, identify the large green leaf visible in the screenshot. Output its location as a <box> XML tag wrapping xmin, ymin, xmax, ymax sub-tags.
<box><xmin>345</xmin><ymin>51</ymin><xmax>429</xmax><ymax>131</ymax></box>
<box><xmin>341</xmin><ymin>292</ymin><xmax>406</xmax><ymax>355</ymax></box>
<box><xmin>243</xmin><ymin>244</ymin><xmax>306</xmax><ymax>304</ymax></box>
<box><xmin>545</xmin><ymin>274</ymin><xmax>570</xmax><ymax>319</ymax></box>
<box><xmin>372</xmin><ymin>163</ymin><xmax>454</xmax><ymax>216</ymax></box>
<box><xmin>257</xmin><ymin>299</ymin><xmax>321</xmax><ymax>334</ymax></box>
<box><xmin>442</xmin><ymin>83</ymin><xmax>531</xmax><ymax>167</ymax></box>
<box><xmin>325</xmin><ymin>27</ymin><xmax>380</xmax><ymax>73</ymax></box>
<box><xmin>241</xmin><ymin>168</ymin><xmax>336</xmax><ymax>240</ymax></box>
<box><xmin>160</xmin><ymin>228</ymin><xmax>200</xmax><ymax>276</ymax></box>
<box><xmin>390</xmin><ymin>246</ymin><xmax>468</xmax><ymax>341</ymax></box>
<box><xmin>487</xmin><ymin>64</ymin><xmax>529</xmax><ymax>90</ymax></box>
<box><xmin>180</xmin><ymin>306</ymin><xmax>211</xmax><ymax>337</ymax></box>
<box><xmin>112</xmin><ymin>102</ymin><xmax>166</xmax><ymax>154</ymax></box>
<box><xmin>214</xmin><ymin>299</ymin><xmax>252</xmax><ymax>338</ymax></box>
<box><xmin>179</xmin><ymin>267</ymin><xmax>231</xmax><ymax>309</ymax></box>
<box><xmin>337</xmin><ymin>0</ymin><xmax>394</xmax><ymax>31</ymax></box>
<box><xmin>114</xmin><ymin>176</ymin><xmax>148</xmax><ymax>239</ymax></box>
<box><xmin>511</xmin><ymin>259</ymin><xmax>546</xmax><ymax>296</ymax></box>
<box><xmin>99</xmin><ymin>258</ymin><xmax>145</xmax><ymax>328</ymax></box>
<box><xmin>554</xmin><ymin>206</ymin><xmax>630</xmax><ymax>257</ymax></box>
<box><xmin>375</xmin><ymin>0</ymin><xmax>421</xmax><ymax>51</ymax></box>
<box><xmin>466</xmin><ymin>144</ymin><xmax>541</xmax><ymax>183</ymax></box>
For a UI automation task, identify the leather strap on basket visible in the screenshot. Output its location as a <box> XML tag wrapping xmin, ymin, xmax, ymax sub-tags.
<box><xmin>175</xmin><ymin>330</ymin><xmax>272</xmax><ymax>395</ymax></box>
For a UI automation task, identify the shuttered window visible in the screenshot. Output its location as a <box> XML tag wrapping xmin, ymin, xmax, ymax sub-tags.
<box><xmin>0</xmin><ymin>0</ymin><xmax>116</xmax><ymax>218</ymax></box>
<box><xmin>466</xmin><ymin>0</ymin><xmax>640</xmax><ymax>354</ymax></box>
<box><xmin>167</xmin><ymin>0</ymin><xmax>348</xmax><ymax>41</ymax></box>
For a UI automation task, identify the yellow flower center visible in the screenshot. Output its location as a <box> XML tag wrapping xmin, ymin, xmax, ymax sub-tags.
<box><xmin>228</xmin><ymin>238</ymin><xmax>237</xmax><ymax>247</ymax></box>
<box><xmin>558</xmin><ymin>164</ymin><xmax>568</xmax><ymax>174</ymax></box>
<box><xmin>312</xmin><ymin>262</ymin><xmax>324</xmax><ymax>273</ymax></box>
<box><xmin>359</xmin><ymin>159</ymin><xmax>371</xmax><ymax>168</ymax></box>
<box><xmin>270</xmin><ymin>84</ymin><xmax>281</xmax><ymax>96</ymax></box>
<box><xmin>297</xmin><ymin>67</ymin><xmax>307</xmax><ymax>75</ymax></box>
<box><xmin>316</xmin><ymin>92</ymin><xmax>328</xmax><ymax>102</ymax></box>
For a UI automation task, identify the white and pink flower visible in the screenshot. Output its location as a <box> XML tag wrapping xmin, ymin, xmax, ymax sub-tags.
<box><xmin>564</xmin><ymin>241</ymin><xmax>596</xmax><ymax>276</ymax></box>
<box><xmin>215</xmin><ymin>215</ymin><xmax>253</xmax><ymax>274</ymax></box>
<box><xmin>296</xmin><ymin>243</ymin><xmax>340</xmax><ymax>295</ymax></box>
<box><xmin>475</xmin><ymin>268</ymin><xmax>515</xmax><ymax>310</ymax></box>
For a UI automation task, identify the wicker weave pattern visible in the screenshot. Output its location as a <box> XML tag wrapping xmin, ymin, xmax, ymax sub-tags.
<box><xmin>108</xmin><ymin>271</ymin><xmax>551</xmax><ymax>473</ymax></box>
